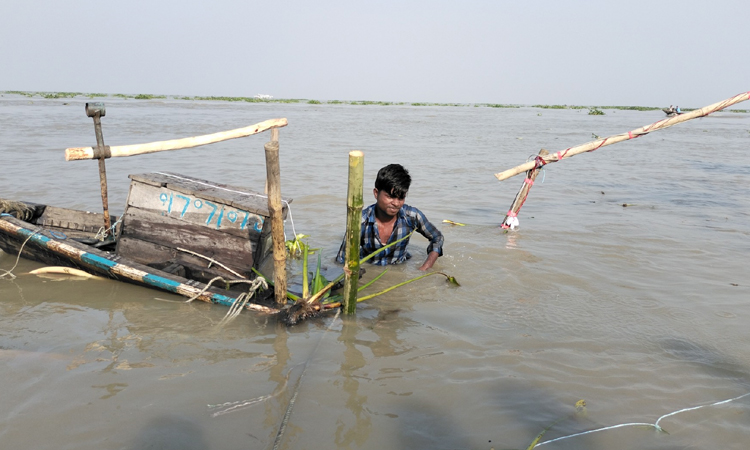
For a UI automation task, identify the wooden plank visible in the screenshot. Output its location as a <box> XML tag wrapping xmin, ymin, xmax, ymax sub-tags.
<box><xmin>115</xmin><ymin>236</ymin><xmax>176</xmax><ymax>266</ymax></box>
<box><xmin>35</xmin><ymin>206</ymin><xmax>117</xmax><ymax>234</ymax></box>
<box><xmin>124</xmin><ymin>182</ymin><xmax>265</xmax><ymax>240</ymax></box>
<box><xmin>118</xmin><ymin>210</ymin><xmax>256</xmax><ymax>273</ymax></box>
<box><xmin>116</xmin><ymin>237</ymin><xmax>255</xmax><ymax>281</ymax></box>
<box><xmin>127</xmin><ymin>172</ymin><xmax>290</xmax><ymax>218</ymax></box>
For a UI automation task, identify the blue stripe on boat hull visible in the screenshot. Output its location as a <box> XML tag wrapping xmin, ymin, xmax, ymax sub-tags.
<box><xmin>5</xmin><ymin>218</ymin><xmax>240</xmax><ymax>307</ymax></box>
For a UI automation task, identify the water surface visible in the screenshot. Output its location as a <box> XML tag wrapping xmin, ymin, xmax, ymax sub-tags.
<box><xmin>1</xmin><ymin>95</ymin><xmax>749</xmax><ymax>449</ymax></box>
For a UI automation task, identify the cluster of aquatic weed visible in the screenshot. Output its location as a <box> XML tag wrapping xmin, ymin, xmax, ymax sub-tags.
<box><xmin>3</xmin><ymin>90</ymin><xmax>34</xmax><ymax>97</ymax></box>
<box><xmin>307</xmin><ymin>99</ymin><xmax>321</xmax><ymax>104</ymax></box>
<box><xmin>2</xmin><ymin>91</ymin><xmax>107</xmax><ymax>99</ymax></box>
<box><xmin>41</xmin><ymin>92</ymin><xmax>82</xmax><ymax>99</ymax></box>
<box><xmin>134</xmin><ymin>93</ymin><xmax>167</xmax><ymax>100</ymax></box>
<box><xmin>184</xmin><ymin>96</ymin><xmax>303</xmax><ymax>104</ymax></box>
<box><xmin>480</xmin><ymin>103</ymin><xmax>521</xmax><ymax>108</ymax></box>
<box><xmin>532</xmin><ymin>104</ymin><xmax>569</xmax><ymax>109</ymax></box>
<box><xmin>588</xmin><ymin>107</ymin><xmax>605</xmax><ymax>115</ymax></box>
<box><xmin>598</xmin><ymin>105</ymin><xmax>662</xmax><ymax>111</ymax></box>
<box><xmin>259</xmin><ymin>233</ymin><xmax>459</xmax><ymax>325</ymax></box>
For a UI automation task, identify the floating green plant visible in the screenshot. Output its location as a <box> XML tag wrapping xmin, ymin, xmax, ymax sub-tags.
<box><xmin>134</xmin><ymin>94</ymin><xmax>166</xmax><ymax>99</ymax></box>
<box><xmin>307</xmin><ymin>99</ymin><xmax>321</xmax><ymax>104</ymax></box>
<box><xmin>483</xmin><ymin>103</ymin><xmax>521</xmax><ymax>108</ymax></box>
<box><xmin>41</xmin><ymin>92</ymin><xmax>83</xmax><ymax>99</ymax></box>
<box><xmin>285</xmin><ymin>234</ymin><xmax>311</xmax><ymax>259</ymax></box>
<box><xmin>588</xmin><ymin>107</ymin><xmax>605</xmax><ymax>115</ymax></box>
<box><xmin>598</xmin><ymin>105</ymin><xmax>661</xmax><ymax>111</ymax></box>
<box><xmin>532</xmin><ymin>104</ymin><xmax>568</xmax><ymax>109</ymax></box>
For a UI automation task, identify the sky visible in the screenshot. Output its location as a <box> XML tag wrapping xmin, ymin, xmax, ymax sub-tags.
<box><xmin>1</xmin><ymin>0</ymin><xmax>748</xmax><ymax>107</ymax></box>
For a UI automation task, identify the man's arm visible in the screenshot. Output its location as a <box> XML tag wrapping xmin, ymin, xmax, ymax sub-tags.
<box><xmin>407</xmin><ymin>206</ymin><xmax>444</xmax><ymax>270</ymax></box>
<box><xmin>418</xmin><ymin>250</ymin><xmax>440</xmax><ymax>271</ymax></box>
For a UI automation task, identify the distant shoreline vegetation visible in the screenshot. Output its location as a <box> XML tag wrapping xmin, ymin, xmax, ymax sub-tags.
<box><xmin>2</xmin><ymin>90</ymin><xmax>748</xmax><ymax>113</ymax></box>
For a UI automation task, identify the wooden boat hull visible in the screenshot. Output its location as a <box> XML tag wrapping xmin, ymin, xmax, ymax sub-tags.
<box><xmin>0</xmin><ymin>207</ymin><xmax>279</xmax><ymax>314</ymax></box>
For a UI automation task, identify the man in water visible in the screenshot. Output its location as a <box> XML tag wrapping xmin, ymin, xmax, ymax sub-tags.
<box><xmin>336</xmin><ymin>164</ymin><xmax>444</xmax><ymax>271</ymax></box>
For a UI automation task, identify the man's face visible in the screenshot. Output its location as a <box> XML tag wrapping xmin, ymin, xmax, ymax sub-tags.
<box><xmin>374</xmin><ymin>189</ymin><xmax>405</xmax><ymax>218</ymax></box>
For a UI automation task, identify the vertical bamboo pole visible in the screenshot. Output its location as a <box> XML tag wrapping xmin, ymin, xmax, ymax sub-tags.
<box><xmin>501</xmin><ymin>149</ymin><xmax>549</xmax><ymax>229</ymax></box>
<box><xmin>343</xmin><ymin>151</ymin><xmax>364</xmax><ymax>315</ymax></box>
<box><xmin>265</xmin><ymin>129</ymin><xmax>287</xmax><ymax>306</ymax></box>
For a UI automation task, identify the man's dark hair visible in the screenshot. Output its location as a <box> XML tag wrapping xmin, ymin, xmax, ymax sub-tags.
<box><xmin>375</xmin><ymin>164</ymin><xmax>411</xmax><ymax>199</ymax></box>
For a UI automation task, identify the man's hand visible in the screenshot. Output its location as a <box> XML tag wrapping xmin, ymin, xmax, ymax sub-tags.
<box><xmin>418</xmin><ymin>251</ymin><xmax>440</xmax><ymax>271</ymax></box>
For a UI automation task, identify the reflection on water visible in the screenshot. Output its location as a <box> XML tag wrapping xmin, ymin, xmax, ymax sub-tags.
<box><xmin>1</xmin><ymin>95</ymin><xmax>750</xmax><ymax>449</ymax></box>
<box><xmin>336</xmin><ymin>321</ymin><xmax>372</xmax><ymax>448</ymax></box>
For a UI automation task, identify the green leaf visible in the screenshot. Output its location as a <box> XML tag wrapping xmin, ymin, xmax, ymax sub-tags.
<box><xmin>356</xmin><ymin>272</ymin><xmax>459</xmax><ymax>302</ymax></box>
<box><xmin>311</xmin><ymin>253</ymin><xmax>330</xmax><ymax>299</ymax></box>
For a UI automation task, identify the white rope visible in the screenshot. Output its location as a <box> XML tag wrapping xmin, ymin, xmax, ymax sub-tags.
<box><xmin>537</xmin><ymin>391</ymin><xmax>750</xmax><ymax>447</ymax></box>
<box><xmin>208</xmin><ymin>365</ymin><xmax>298</xmax><ymax>417</ymax></box>
<box><xmin>176</xmin><ymin>247</ymin><xmax>245</xmax><ymax>279</ymax></box>
<box><xmin>154</xmin><ymin>172</ymin><xmax>298</xmax><ymax>239</ymax></box>
<box><xmin>0</xmin><ymin>230</ymin><xmax>41</xmax><ymax>280</ymax></box>
<box><xmin>185</xmin><ymin>276</ymin><xmax>268</xmax><ymax>324</ymax></box>
<box><xmin>95</xmin><ymin>215</ymin><xmax>123</xmax><ymax>241</ymax></box>
<box><xmin>217</xmin><ymin>277</ymin><xmax>268</xmax><ymax>325</ymax></box>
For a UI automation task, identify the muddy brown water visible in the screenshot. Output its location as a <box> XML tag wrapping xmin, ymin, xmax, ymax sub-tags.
<box><xmin>1</xmin><ymin>95</ymin><xmax>749</xmax><ymax>449</ymax></box>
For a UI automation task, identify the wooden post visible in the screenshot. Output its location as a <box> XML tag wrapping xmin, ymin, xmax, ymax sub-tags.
<box><xmin>501</xmin><ymin>149</ymin><xmax>549</xmax><ymax>229</ymax></box>
<box><xmin>88</xmin><ymin>109</ymin><xmax>112</xmax><ymax>233</ymax></box>
<box><xmin>343</xmin><ymin>151</ymin><xmax>364</xmax><ymax>315</ymax></box>
<box><xmin>264</xmin><ymin>131</ymin><xmax>287</xmax><ymax>306</ymax></box>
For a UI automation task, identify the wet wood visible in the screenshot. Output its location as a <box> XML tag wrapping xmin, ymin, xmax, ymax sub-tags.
<box><xmin>264</xmin><ymin>138</ymin><xmax>287</xmax><ymax>306</ymax></box>
<box><xmin>116</xmin><ymin>211</ymin><xmax>257</xmax><ymax>275</ymax></box>
<box><xmin>116</xmin><ymin>172</ymin><xmax>290</xmax><ymax>281</ymax></box>
<box><xmin>36</xmin><ymin>206</ymin><xmax>117</xmax><ymax>236</ymax></box>
<box><xmin>65</xmin><ymin>118</ymin><xmax>288</xmax><ymax>161</ymax></box>
<box><xmin>127</xmin><ymin>172</ymin><xmax>286</xmax><ymax>218</ymax></box>
<box><xmin>501</xmin><ymin>149</ymin><xmax>548</xmax><ymax>229</ymax></box>
<box><xmin>1</xmin><ymin>210</ymin><xmax>278</xmax><ymax>312</ymax></box>
<box><xmin>343</xmin><ymin>150</ymin><xmax>364</xmax><ymax>315</ymax></box>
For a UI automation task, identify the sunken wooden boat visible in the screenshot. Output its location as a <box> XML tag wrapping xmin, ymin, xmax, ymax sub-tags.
<box><xmin>0</xmin><ymin>172</ymin><xmax>289</xmax><ymax>313</ymax></box>
<box><xmin>1</xmin><ymin>107</ymin><xmax>293</xmax><ymax>314</ymax></box>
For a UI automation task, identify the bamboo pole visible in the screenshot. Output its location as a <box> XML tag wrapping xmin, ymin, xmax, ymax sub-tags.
<box><xmin>494</xmin><ymin>91</ymin><xmax>750</xmax><ymax>181</ymax></box>
<box><xmin>501</xmin><ymin>149</ymin><xmax>549</xmax><ymax>229</ymax></box>
<box><xmin>264</xmin><ymin>136</ymin><xmax>287</xmax><ymax>306</ymax></box>
<box><xmin>343</xmin><ymin>150</ymin><xmax>364</xmax><ymax>315</ymax></box>
<box><xmin>90</xmin><ymin>111</ymin><xmax>113</xmax><ymax>233</ymax></box>
<box><xmin>65</xmin><ymin>118</ymin><xmax>288</xmax><ymax>161</ymax></box>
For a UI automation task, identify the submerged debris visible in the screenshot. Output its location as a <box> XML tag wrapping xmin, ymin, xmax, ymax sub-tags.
<box><xmin>278</xmin><ymin>302</ymin><xmax>324</xmax><ymax>326</ymax></box>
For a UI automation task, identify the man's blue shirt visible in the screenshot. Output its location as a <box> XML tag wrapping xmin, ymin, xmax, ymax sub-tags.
<box><xmin>336</xmin><ymin>204</ymin><xmax>444</xmax><ymax>266</ymax></box>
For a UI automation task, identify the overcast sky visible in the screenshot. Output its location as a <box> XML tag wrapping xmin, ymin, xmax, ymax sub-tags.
<box><xmin>2</xmin><ymin>0</ymin><xmax>748</xmax><ymax>107</ymax></box>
